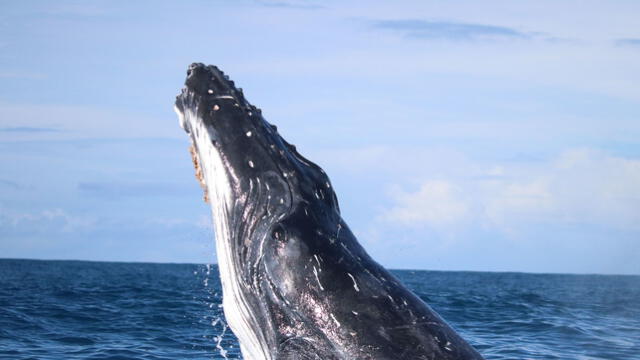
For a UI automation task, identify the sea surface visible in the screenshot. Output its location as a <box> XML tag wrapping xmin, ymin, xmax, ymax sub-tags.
<box><xmin>0</xmin><ymin>259</ymin><xmax>638</xmax><ymax>360</ymax></box>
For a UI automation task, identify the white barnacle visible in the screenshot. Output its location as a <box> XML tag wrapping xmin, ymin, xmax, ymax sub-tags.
<box><xmin>208</xmin><ymin>89</ymin><xmax>213</xmax><ymax>94</ymax></box>
<box><xmin>213</xmin><ymin>104</ymin><xmax>220</xmax><ymax>111</ymax></box>
<box><xmin>246</xmin><ymin>131</ymin><xmax>252</xmax><ymax>137</ymax></box>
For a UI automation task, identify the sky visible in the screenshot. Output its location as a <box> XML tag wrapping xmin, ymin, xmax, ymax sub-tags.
<box><xmin>1</xmin><ymin>0</ymin><xmax>639</xmax><ymax>275</ymax></box>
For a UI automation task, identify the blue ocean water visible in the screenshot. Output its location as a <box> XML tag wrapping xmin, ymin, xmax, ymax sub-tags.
<box><xmin>0</xmin><ymin>259</ymin><xmax>638</xmax><ymax>360</ymax></box>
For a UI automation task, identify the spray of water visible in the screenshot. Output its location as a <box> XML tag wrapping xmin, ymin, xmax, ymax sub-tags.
<box><xmin>198</xmin><ymin>263</ymin><xmax>236</xmax><ymax>359</ymax></box>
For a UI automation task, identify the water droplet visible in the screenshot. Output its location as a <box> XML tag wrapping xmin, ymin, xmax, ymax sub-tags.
<box><xmin>208</xmin><ymin>89</ymin><xmax>213</xmax><ymax>94</ymax></box>
<box><xmin>248</xmin><ymin>160</ymin><xmax>254</xmax><ymax>168</ymax></box>
<box><xmin>326</xmin><ymin>182</ymin><xmax>331</xmax><ymax>188</ymax></box>
<box><xmin>246</xmin><ymin>131</ymin><xmax>252</xmax><ymax>137</ymax></box>
<box><xmin>213</xmin><ymin>105</ymin><xmax>220</xmax><ymax>111</ymax></box>
<box><xmin>248</xmin><ymin>111</ymin><xmax>253</xmax><ymax>116</ymax></box>
<box><xmin>280</xmin><ymin>198</ymin><xmax>284</xmax><ymax>204</ymax></box>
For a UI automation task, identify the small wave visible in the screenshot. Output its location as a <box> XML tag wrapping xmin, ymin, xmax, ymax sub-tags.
<box><xmin>1</xmin><ymin>260</ymin><xmax>638</xmax><ymax>360</ymax></box>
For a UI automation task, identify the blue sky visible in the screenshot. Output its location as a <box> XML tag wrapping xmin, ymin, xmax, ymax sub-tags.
<box><xmin>1</xmin><ymin>0</ymin><xmax>639</xmax><ymax>274</ymax></box>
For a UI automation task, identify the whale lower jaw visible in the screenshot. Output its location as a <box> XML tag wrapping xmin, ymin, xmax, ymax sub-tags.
<box><xmin>177</xmin><ymin>105</ymin><xmax>272</xmax><ymax>360</ymax></box>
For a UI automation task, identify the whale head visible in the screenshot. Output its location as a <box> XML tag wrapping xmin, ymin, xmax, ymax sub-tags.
<box><xmin>175</xmin><ymin>63</ymin><xmax>485</xmax><ymax>360</ymax></box>
<box><xmin>174</xmin><ymin>63</ymin><xmax>345</xmax><ymax>359</ymax></box>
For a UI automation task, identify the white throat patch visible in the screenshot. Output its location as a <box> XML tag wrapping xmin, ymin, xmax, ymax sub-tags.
<box><xmin>175</xmin><ymin>105</ymin><xmax>272</xmax><ymax>360</ymax></box>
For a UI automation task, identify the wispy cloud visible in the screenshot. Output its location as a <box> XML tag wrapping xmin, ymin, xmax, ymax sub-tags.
<box><xmin>44</xmin><ymin>3</ymin><xmax>111</xmax><ymax>17</ymax></box>
<box><xmin>77</xmin><ymin>181</ymin><xmax>193</xmax><ymax>199</ymax></box>
<box><xmin>616</xmin><ymin>38</ymin><xmax>640</xmax><ymax>47</ymax></box>
<box><xmin>0</xmin><ymin>102</ymin><xmax>180</xmax><ymax>140</ymax></box>
<box><xmin>254</xmin><ymin>0</ymin><xmax>323</xmax><ymax>10</ymax></box>
<box><xmin>0</xmin><ymin>126</ymin><xmax>61</xmax><ymax>133</ymax></box>
<box><xmin>0</xmin><ymin>179</ymin><xmax>23</xmax><ymax>190</ymax></box>
<box><xmin>371</xmin><ymin>19</ymin><xmax>529</xmax><ymax>41</ymax></box>
<box><xmin>0</xmin><ymin>208</ymin><xmax>96</xmax><ymax>234</ymax></box>
<box><xmin>0</xmin><ymin>72</ymin><xmax>47</xmax><ymax>79</ymax></box>
<box><xmin>379</xmin><ymin>149</ymin><xmax>640</xmax><ymax>232</ymax></box>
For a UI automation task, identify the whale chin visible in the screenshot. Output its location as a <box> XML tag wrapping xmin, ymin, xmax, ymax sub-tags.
<box><xmin>175</xmin><ymin>63</ymin><xmax>485</xmax><ymax>360</ymax></box>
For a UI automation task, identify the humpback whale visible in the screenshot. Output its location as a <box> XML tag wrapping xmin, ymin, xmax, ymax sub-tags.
<box><xmin>174</xmin><ymin>63</ymin><xmax>485</xmax><ymax>360</ymax></box>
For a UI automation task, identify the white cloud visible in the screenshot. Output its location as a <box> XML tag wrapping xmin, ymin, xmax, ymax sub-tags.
<box><xmin>382</xmin><ymin>180</ymin><xmax>469</xmax><ymax>227</ymax></box>
<box><xmin>484</xmin><ymin>149</ymin><xmax>640</xmax><ymax>230</ymax></box>
<box><xmin>378</xmin><ymin>149</ymin><xmax>640</xmax><ymax>232</ymax></box>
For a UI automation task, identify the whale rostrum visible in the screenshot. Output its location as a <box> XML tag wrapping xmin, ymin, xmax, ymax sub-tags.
<box><xmin>174</xmin><ymin>63</ymin><xmax>485</xmax><ymax>360</ymax></box>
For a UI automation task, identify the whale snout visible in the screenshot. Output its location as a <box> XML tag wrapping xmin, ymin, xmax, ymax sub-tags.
<box><xmin>175</xmin><ymin>63</ymin><xmax>280</xmax><ymax>176</ymax></box>
<box><xmin>175</xmin><ymin>63</ymin><xmax>256</xmax><ymax>137</ymax></box>
<box><xmin>184</xmin><ymin>62</ymin><xmax>239</xmax><ymax>98</ymax></box>
<box><xmin>184</xmin><ymin>63</ymin><xmax>212</xmax><ymax>94</ymax></box>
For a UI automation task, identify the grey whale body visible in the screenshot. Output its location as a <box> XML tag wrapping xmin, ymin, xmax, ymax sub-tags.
<box><xmin>175</xmin><ymin>63</ymin><xmax>485</xmax><ymax>360</ymax></box>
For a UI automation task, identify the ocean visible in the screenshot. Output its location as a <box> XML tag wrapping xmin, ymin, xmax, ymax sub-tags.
<box><xmin>0</xmin><ymin>259</ymin><xmax>638</xmax><ymax>359</ymax></box>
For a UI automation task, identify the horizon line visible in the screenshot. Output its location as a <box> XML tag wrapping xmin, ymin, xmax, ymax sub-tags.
<box><xmin>2</xmin><ymin>257</ymin><xmax>638</xmax><ymax>277</ymax></box>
